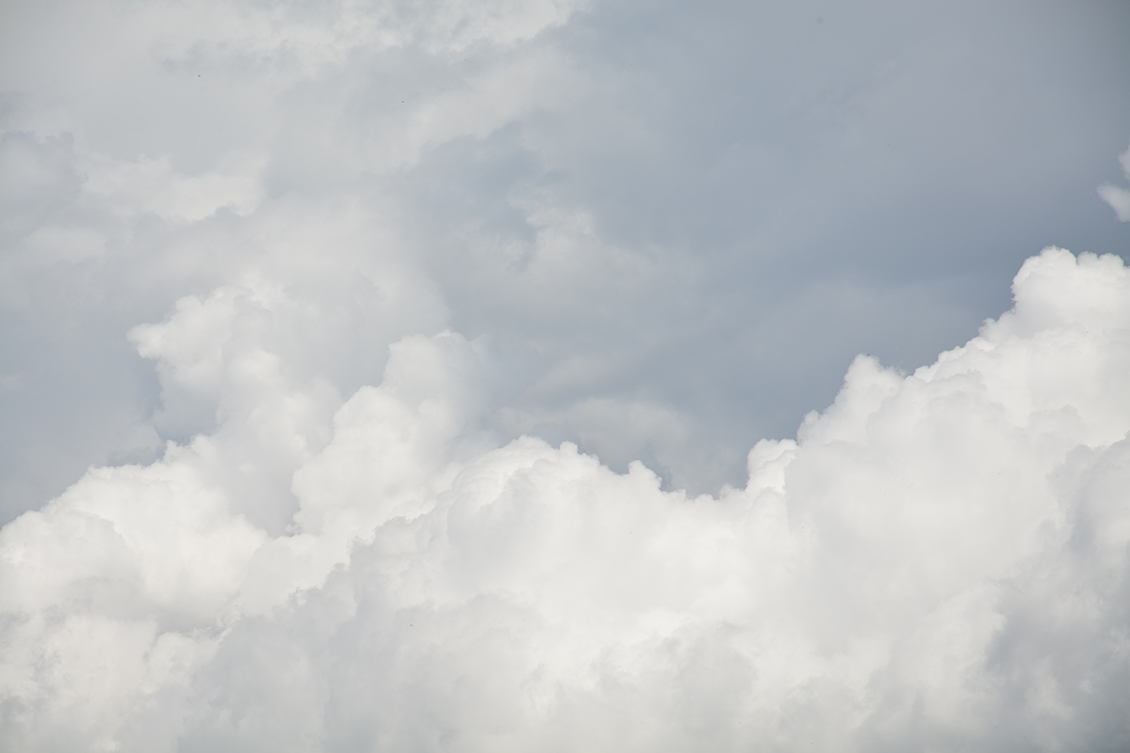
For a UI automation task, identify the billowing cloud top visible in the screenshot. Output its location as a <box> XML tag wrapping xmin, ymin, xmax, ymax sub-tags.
<box><xmin>2</xmin><ymin>248</ymin><xmax>1129</xmax><ymax>751</ymax></box>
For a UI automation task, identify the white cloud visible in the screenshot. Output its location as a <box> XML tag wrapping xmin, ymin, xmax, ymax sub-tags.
<box><xmin>3</xmin><ymin>2</ymin><xmax>1130</xmax><ymax>747</ymax></box>
<box><xmin>1098</xmin><ymin>140</ymin><xmax>1130</xmax><ymax>221</ymax></box>
<box><xmin>2</xmin><ymin>248</ymin><xmax>1128</xmax><ymax>751</ymax></box>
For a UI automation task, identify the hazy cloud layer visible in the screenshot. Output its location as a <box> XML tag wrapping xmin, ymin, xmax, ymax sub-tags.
<box><xmin>3</xmin><ymin>248</ymin><xmax>1130</xmax><ymax>751</ymax></box>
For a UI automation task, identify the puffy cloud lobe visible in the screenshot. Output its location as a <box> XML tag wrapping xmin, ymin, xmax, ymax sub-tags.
<box><xmin>2</xmin><ymin>248</ymin><xmax>1129</xmax><ymax>751</ymax></box>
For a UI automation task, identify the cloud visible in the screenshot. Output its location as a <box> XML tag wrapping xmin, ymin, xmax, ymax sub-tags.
<box><xmin>82</xmin><ymin>152</ymin><xmax>265</xmax><ymax>223</ymax></box>
<box><xmin>2</xmin><ymin>248</ymin><xmax>1128</xmax><ymax>751</ymax></box>
<box><xmin>1099</xmin><ymin>140</ymin><xmax>1130</xmax><ymax>221</ymax></box>
<box><xmin>3</xmin><ymin>3</ymin><xmax>1130</xmax><ymax>747</ymax></box>
<box><xmin>4</xmin><ymin>0</ymin><xmax>1130</xmax><ymax>519</ymax></box>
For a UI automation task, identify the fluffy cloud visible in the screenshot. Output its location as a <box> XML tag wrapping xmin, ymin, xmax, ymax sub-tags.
<box><xmin>2</xmin><ymin>248</ymin><xmax>1128</xmax><ymax>751</ymax></box>
<box><xmin>3</xmin><ymin>2</ymin><xmax>1130</xmax><ymax>748</ymax></box>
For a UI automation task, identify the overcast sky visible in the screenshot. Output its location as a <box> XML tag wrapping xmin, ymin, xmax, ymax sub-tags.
<box><xmin>2</xmin><ymin>1</ymin><xmax>1130</xmax><ymax>750</ymax></box>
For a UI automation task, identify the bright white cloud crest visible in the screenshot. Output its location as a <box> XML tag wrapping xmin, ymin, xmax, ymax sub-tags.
<box><xmin>3</xmin><ymin>248</ymin><xmax>1129</xmax><ymax>751</ymax></box>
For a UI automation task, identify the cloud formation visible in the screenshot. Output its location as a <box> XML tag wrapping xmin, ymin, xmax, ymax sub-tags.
<box><xmin>3</xmin><ymin>1</ymin><xmax>1130</xmax><ymax>749</ymax></box>
<box><xmin>3</xmin><ymin>248</ymin><xmax>1129</xmax><ymax>751</ymax></box>
<box><xmin>4</xmin><ymin>0</ymin><xmax>1130</xmax><ymax>517</ymax></box>
<box><xmin>1099</xmin><ymin>140</ymin><xmax>1130</xmax><ymax>222</ymax></box>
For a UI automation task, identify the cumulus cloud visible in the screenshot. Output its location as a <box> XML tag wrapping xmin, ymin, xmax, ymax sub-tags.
<box><xmin>2</xmin><ymin>248</ymin><xmax>1129</xmax><ymax>751</ymax></box>
<box><xmin>3</xmin><ymin>2</ymin><xmax>1130</xmax><ymax>748</ymax></box>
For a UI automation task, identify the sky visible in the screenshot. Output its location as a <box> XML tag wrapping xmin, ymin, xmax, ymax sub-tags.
<box><xmin>1</xmin><ymin>0</ymin><xmax>1130</xmax><ymax>750</ymax></box>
